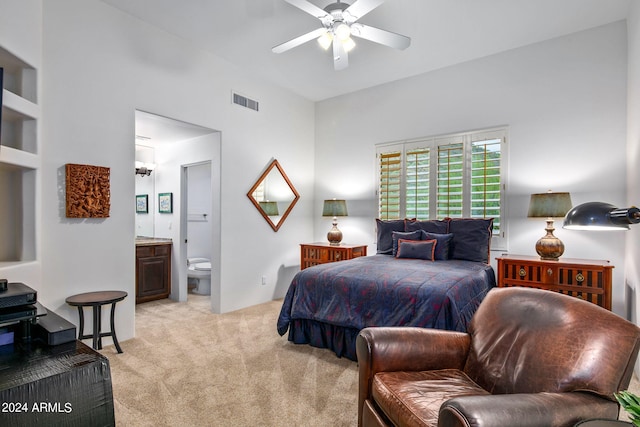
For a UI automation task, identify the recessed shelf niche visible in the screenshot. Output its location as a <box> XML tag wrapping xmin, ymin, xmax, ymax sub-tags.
<box><xmin>0</xmin><ymin>43</ymin><xmax>39</xmax><ymax>266</ymax></box>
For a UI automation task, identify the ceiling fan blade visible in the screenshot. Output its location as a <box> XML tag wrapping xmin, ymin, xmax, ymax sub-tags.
<box><xmin>343</xmin><ymin>0</ymin><xmax>384</xmax><ymax>23</ymax></box>
<box><xmin>333</xmin><ymin>39</ymin><xmax>348</xmax><ymax>71</ymax></box>
<box><xmin>284</xmin><ymin>0</ymin><xmax>331</xmax><ymax>19</ymax></box>
<box><xmin>350</xmin><ymin>23</ymin><xmax>411</xmax><ymax>50</ymax></box>
<box><xmin>272</xmin><ymin>27</ymin><xmax>328</xmax><ymax>53</ymax></box>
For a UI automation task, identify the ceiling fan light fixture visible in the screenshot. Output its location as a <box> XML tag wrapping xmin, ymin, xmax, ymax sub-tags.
<box><xmin>342</xmin><ymin>36</ymin><xmax>356</xmax><ymax>52</ymax></box>
<box><xmin>317</xmin><ymin>32</ymin><xmax>333</xmax><ymax>50</ymax></box>
<box><xmin>334</xmin><ymin>22</ymin><xmax>352</xmax><ymax>41</ymax></box>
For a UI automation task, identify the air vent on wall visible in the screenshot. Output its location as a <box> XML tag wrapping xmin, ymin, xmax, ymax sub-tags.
<box><xmin>232</xmin><ymin>92</ymin><xmax>259</xmax><ymax>112</ymax></box>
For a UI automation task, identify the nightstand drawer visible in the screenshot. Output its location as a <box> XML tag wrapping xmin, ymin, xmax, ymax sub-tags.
<box><xmin>497</xmin><ymin>255</ymin><xmax>613</xmax><ymax>310</ymax></box>
<box><xmin>300</xmin><ymin>243</ymin><xmax>368</xmax><ymax>270</ymax></box>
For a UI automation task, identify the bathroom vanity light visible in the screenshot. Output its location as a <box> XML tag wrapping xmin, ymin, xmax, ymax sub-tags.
<box><xmin>135</xmin><ymin>161</ymin><xmax>155</xmax><ymax>177</ymax></box>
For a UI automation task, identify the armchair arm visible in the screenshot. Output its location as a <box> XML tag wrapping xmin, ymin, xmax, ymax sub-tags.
<box><xmin>356</xmin><ymin>327</ymin><xmax>470</xmax><ymax>427</ymax></box>
<box><xmin>439</xmin><ymin>392</ymin><xmax>620</xmax><ymax>427</ymax></box>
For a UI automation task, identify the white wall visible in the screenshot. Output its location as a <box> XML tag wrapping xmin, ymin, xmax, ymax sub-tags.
<box><xmin>627</xmin><ymin>1</ymin><xmax>640</xmax><ymax>375</ymax></box>
<box><xmin>315</xmin><ymin>22</ymin><xmax>629</xmax><ymax>314</ymax></box>
<box><xmin>40</xmin><ymin>0</ymin><xmax>315</xmax><ymax>343</ymax></box>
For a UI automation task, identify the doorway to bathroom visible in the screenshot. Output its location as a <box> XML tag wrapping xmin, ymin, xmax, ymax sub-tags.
<box><xmin>182</xmin><ymin>162</ymin><xmax>213</xmax><ymax>299</ymax></box>
<box><xmin>134</xmin><ymin>110</ymin><xmax>221</xmax><ymax>313</ymax></box>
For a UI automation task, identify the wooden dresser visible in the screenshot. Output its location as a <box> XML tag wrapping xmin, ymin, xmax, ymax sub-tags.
<box><xmin>300</xmin><ymin>242</ymin><xmax>367</xmax><ymax>270</ymax></box>
<box><xmin>135</xmin><ymin>238</ymin><xmax>172</xmax><ymax>304</ymax></box>
<box><xmin>496</xmin><ymin>254</ymin><xmax>613</xmax><ymax>310</ymax></box>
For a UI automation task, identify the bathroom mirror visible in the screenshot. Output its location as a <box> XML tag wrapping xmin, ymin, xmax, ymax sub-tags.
<box><xmin>247</xmin><ymin>159</ymin><xmax>300</xmax><ymax>232</ymax></box>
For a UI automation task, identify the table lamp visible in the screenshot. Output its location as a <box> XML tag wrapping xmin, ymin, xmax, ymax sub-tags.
<box><xmin>322</xmin><ymin>199</ymin><xmax>348</xmax><ymax>246</ymax></box>
<box><xmin>527</xmin><ymin>191</ymin><xmax>572</xmax><ymax>261</ymax></box>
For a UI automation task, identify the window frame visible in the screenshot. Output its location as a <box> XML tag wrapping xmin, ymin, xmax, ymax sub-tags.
<box><xmin>376</xmin><ymin>127</ymin><xmax>508</xmax><ymax>251</ymax></box>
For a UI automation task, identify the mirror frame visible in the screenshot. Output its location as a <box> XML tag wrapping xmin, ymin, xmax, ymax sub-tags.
<box><xmin>247</xmin><ymin>159</ymin><xmax>300</xmax><ymax>232</ymax></box>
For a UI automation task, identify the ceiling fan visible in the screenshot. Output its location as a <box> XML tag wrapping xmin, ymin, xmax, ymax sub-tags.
<box><xmin>272</xmin><ymin>0</ymin><xmax>411</xmax><ymax>70</ymax></box>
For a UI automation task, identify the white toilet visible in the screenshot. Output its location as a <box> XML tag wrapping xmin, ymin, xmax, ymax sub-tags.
<box><xmin>187</xmin><ymin>257</ymin><xmax>211</xmax><ymax>295</ymax></box>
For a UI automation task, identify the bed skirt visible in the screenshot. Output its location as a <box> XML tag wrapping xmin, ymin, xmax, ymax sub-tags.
<box><xmin>287</xmin><ymin>319</ymin><xmax>360</xmax><ymax>360</ymax></box>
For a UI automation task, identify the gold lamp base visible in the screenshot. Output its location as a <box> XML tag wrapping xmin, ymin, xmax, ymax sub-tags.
<box><xmin>535</xmin><ymin>219</ymin><xmax>564</xmax><ymax>261</ymax></box>
<box><xmin>327</xmin><ymin>217</ymin><xmax>343</xmax><ymax>246</ymax></box>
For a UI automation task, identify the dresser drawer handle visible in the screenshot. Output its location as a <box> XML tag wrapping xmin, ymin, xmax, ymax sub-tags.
<box><xmin>547</xmin><ymin>268</ymin><xmax>553</xmax><ymax>276</ymax></box>
<box><xmin>519</xmin><ymin>268</ymin><xmax>526</xmax><ymax>278</ymax></box>
<box><xmin>576</xmin><ymin>273</ymin><xmax>585</xmax><ymax>283</ymax></box>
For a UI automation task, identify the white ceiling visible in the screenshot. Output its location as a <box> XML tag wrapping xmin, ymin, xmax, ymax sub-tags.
<box><xmin>135</xmin><ymin>110</ymin><xmax>217</xmax><ymax>146</ymax></box>
<box><xmin>102</xmin><ymin>0</ymin><xmax>631</xmax><ymax>102</ymax></box>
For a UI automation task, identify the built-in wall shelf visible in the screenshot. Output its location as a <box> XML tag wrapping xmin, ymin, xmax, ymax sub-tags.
<box><xmin>0</xmin><ymin>45</ymin><xmax>37</xmax><ymax>103</ymax></box>
<box><xmin>0</xmin><ymin>39</ymin><xmax>39</xmax><ymax>266</ymax></box>
<box><xmin>0</xmin><ymin>146</ymin><xmax>38</xmax><ymax>169</ymax></box>
<box><xmin>3</xmin><ymin>89</ymin><xmax>39</xmax><ymax>120</ymax></box>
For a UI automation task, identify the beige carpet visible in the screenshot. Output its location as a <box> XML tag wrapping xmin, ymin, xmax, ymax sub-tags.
<box><xmin>100</xmin><ymin>294</ymin><xmax>358</xmax><ymax>426</ymax></box>
<box><xmin>99</xmin><ymin>293</ymin><xmax>640</xmax><ymax>426</ymax></box>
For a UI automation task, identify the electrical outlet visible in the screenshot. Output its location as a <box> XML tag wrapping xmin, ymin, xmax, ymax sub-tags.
<box><xmin>261</xmin><ymin>276</ymin><xmax>267</xmax><ymax>286</ymax></box>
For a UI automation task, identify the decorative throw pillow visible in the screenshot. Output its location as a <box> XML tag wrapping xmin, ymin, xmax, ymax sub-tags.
<box><xmin>375</xmin><ymin>219</ymin><xmax>405</xmax><ymax>255</ymax></box>
<box><xmin>404</xmin><ymin>219</ymin><xmax>450</xmax><ymax>234</ymax></box>
<box><xmin>447</xmin><ymin>218</ymin><xmax>494</xmax><ymax>263</ymax></box>
<box><xmin>391</xmin><ymin>230</ymin><xmax>424</xmax><ymax>256</ymax></box>
<box><xmin>423</xmin><ymin>232</ymin><xmax>454</xmax><ymax>261</ymax></box>
<box><xmin>396</xmin><ymin>239</ymin><xmax>437</xmax><ymax>261</ymax></box>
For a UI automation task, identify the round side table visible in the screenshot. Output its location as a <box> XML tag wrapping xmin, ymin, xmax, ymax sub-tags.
<box><xmin>66</xmin><ymin>290</ymin><xmax>127</xmax><ymax>353</ymax></box>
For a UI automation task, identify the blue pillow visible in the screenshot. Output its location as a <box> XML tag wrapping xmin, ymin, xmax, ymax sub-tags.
<box><xmin>447</xmin><ymin>218</ymin><xmax>494</xmax><ymax>263</ymax></box>
<box><xmin>391</xmin><ymin>230</ymin><xmax>424</xmax><ymax>256</ymax></box>
<box><xmin>396</xmin><ymin>239</ymin><xmax>436</xmax><ymax>261</ymax></box>
<box><xmin>423</xmin><ymin>232</ymin><xmax>453</xmax><ymax>261</ymax></box>
<box><xmin>376</xmin><ymin>218</ymin><xmax>404</xmax><ymax>255</ymax></box>
<box><xmin>376</xmin><ymin>219</ymin><xmax>406</xmax><ymax>255</ymax></box>
<box><xmin>404</xmin><ymin>219</ymin><xmax>450</xmax><ymax>234</ymax></box>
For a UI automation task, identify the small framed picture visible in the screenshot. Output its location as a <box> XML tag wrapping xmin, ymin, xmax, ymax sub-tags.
<box><xmin>136</xmin><ymin>194</ymin><xmax>148</xmax><ymax>213</ymax></box>
<box><xmin>158</xmin><ymin>192</ymin><xmax>173</xmax><ymax>213</ymax></box>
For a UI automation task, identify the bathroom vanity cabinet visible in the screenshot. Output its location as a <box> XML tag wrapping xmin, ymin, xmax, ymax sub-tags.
<box><xmin>135</xmin><ymin>238</ymin><xmax>172</xmax><ymax>304</ymax></box>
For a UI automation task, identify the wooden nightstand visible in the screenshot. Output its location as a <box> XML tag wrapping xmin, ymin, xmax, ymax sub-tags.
<box><xmin>496</xmin><ymin>255</ymin><xmax>613</xmax><ymax>310</ymax></box>
<box><xmin>300</xmin><ymin>242</ymin><xmax>367</xmax><ymax>270</ymax></box>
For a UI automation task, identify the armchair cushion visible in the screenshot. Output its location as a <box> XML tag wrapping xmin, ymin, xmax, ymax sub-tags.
<box><xmin>372</xmin><ymin>369</ymin><xmax>489</xmax><ymax>427</ymax></box>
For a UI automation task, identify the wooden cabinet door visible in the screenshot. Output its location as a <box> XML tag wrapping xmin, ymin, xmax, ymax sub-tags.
<box><xmin>136</xmin><ymin>245</ymin><xmax>171</xmax><ymax>303</ymax></box>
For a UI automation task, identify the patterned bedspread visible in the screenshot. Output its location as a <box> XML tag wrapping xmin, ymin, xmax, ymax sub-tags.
<box><xmin>277</xmin><ymin>255</ymin><xmax>496</xmax><ymax>359</ymax></box>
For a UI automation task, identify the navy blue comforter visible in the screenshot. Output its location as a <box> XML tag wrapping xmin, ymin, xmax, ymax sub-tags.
<box><xmin>277</xmin><ymin>255</ymin><xmax>496</xmax><ymax>360</ymax></box>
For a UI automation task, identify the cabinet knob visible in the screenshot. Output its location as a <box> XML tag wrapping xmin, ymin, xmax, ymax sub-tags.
<box><xmin>576</xmin><ymin>273</ymin><xmax>585</xmax><ymax>283</ymax></box>
<box><xmin>519</xmin><ymin>268</ymin><xmax>526</xmax><ymax>278</ymax></box>
<box><xmin>547</xmin><ymin>268</ymin><xmax>553</xmax><ymax>276</ymax></box>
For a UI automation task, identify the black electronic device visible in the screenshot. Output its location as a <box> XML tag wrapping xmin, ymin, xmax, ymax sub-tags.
<box><xmin>33</xmin><ymin>306</ymin><xmax>76</xmax><ymax>346</ymax></box>
<box><xmin>0</xmin><ymin>282</ymin><xmax>37</xmax><ymax>309</ymax></box>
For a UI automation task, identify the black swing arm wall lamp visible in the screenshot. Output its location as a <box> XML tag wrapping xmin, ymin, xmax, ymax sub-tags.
<box><xmin>563</xmin><ymin>202</ymin><xmax>640</xmax><ymax>230</ymax></box>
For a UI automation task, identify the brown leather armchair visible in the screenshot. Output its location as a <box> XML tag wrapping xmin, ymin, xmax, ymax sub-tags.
<box><xmin>356</xmin><ymin>287</ymin><xmax>640</xmax><ymax>427</ymax></box>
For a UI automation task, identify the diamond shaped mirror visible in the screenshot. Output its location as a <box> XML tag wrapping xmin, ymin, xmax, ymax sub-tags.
<box><xmin>247</xmin><ymin>159</ymin><xmax>300</xmax><ymax>232</ymax></box>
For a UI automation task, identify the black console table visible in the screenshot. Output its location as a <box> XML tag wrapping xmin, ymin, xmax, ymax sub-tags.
<box><xmin>0</xmin><ymin>340</ymin><xmax>115</xmax><ymax>426</ymax></box>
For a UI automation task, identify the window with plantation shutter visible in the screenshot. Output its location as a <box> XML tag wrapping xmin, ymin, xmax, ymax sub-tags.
<box><xmin>376</xmin><ymin>128</ymin><xmax>507</xmax><ymax>250</ymax></box>
<box><xmin>378</xmin><ymin>151</ymin><xmax>401</xmax><ymax>220</ymax></box>
<box><xmin>405</xmin><ymin>147</ymin><xmax>430</xmax><ymax>219</ymax></box>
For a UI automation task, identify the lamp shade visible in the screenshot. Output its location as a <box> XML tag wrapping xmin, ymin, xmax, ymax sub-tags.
<box><xmin>259</xmin><ymin>201</ymin><xmax>279</xmax><ymax>216</ymax></box>
<box><xmin>322</xmin><ymin>199</ymin><xmax>348</xmax><ymax>217</ymax></box>
<box><xmin>527</xmin><ymin>192</ymin><xmax>572</xmax><ymax>218</ymax></box>
<box><xmin>563</xmin><ymin>202</ymin><xmax>640</xmax><ymax>230</ymax></box>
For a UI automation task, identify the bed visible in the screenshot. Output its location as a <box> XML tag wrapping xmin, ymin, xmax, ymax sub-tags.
<box><xmin>277</xmin><ymin>218</ymin><xmax>497</xmax><ymax>360</ymax></box>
